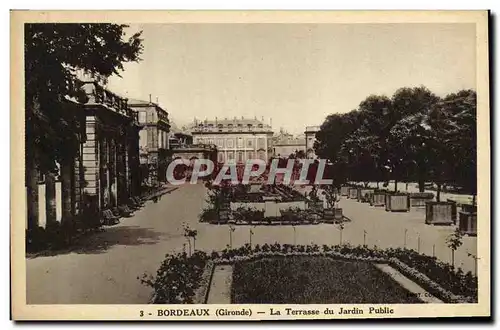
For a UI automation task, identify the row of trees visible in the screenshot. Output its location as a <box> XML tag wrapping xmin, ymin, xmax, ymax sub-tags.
<box><xmin>314</xmin><ymin>86</ymin><xmax>477</xmax><ymax>202</ymax></box>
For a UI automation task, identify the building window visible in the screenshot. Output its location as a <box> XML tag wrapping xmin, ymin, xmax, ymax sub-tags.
<box><xmin>217</xmin><ymin>139</ymin><xmax>224</xmax><ymax>148</ymax></box>
<box><xmin>237</xmin><ymin>138</ymin><xmax>243</xmax><ymax>148</ymax></box>
<box><xmin>227</xmin><ymin>151</ymin><xmax>234</xmax><ymax>160</ymax></box>
<box><xmin>139</xmin><ymin>129</ymin><xmax>147</xmax><ymax>148</ymax></box>
<box><xmin>226</xmin><ymin>139</ymin><xmax>234</xmax><ymax>148</ymax></box>
<box><xmin>247</xmin><ymin>139</ymin><xmax>253</xmax><ymax>147</ymax></box>
<box><xmin>218</xmin><ymin>152</ymin><xmax>225</xmax><ymax>163</ymax></box>
<box><xmin>247</xmin><ymin>151</ymin><xmax>254</xmax><ymax>160</ymax></box>
<box><xmin>237</xmin><ymin>151</ymin><xmax>243</xmax><ymax>162</ymax></box>
<box><xmin>138</xmin><ymin>111</ymin><xmax>146</xmax><ymax>124</ymax></box>
<box><xmin>259</xmin><ymin>150</ymin><xmax>266</xmax><ymax>160</ymax></box>
<box><xmin>258</xmin><ymin>137</ymin><xmax>266</xmax><ymax>149</ymax></box>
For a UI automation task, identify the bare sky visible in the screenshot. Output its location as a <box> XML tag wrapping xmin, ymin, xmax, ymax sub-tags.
<box><xmin>107</xmin><ymin>23</ymin><xmax>476</xmax><ymax>135</ymax></box>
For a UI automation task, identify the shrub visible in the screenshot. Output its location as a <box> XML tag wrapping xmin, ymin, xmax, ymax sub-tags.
<box><xmin>139</xmin><ymin>251</ymin><xmax>208</xmax><ymax>304</ymax></box>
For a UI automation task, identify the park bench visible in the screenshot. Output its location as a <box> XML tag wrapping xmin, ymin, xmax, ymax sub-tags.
<box><xmin>117</xmin><ymin>205</ymin><xmax>134</xmax><ymax>217</ymax></box>
<box><xmin>102</xmin><ymin>209</ymin><xmax>120</xmax><ymax>226</ymax></box>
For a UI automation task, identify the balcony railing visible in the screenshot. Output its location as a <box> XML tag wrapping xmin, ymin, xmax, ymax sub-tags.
<box><xmin>81</xmin><ymin>81</ymin><xmax>134</xmax><ymax>119</ymax></box>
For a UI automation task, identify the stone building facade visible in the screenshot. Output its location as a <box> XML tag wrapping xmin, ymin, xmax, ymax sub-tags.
<box><xmin>25</xmin><ymin>79</ymin><xmax>142</xmax><ymax>230</ymax></box>
<box><xmin>272</xmin><ymin>129</ymin><xmax>306</xmax><ymax>158</ymax></box>
<box><xmin>129</xmin><ymin>99</ymin><xmax>171</xmax><ymax>186</ymax></box>
<box><xmin>305</xmin><ymin>126</ymin><xmax>321</xmax><ymax>159</ymax></box>
<box><xmin>190</xmin><ymin>117</ymin><xmax>273</xmax><ymax>164</ymax></box>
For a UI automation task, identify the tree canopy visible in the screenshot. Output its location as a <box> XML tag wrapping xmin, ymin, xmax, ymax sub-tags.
<box><xmin>25</xmin><ymin>23</ymin><xmax>143</xmax><ymax>172</ymax></box>
<box><xmin>314</xmin><ymin>86</ymin><xmax>477</xmax><ymax>198</ymax></box>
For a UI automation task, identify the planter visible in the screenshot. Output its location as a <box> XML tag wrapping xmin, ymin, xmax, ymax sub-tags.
<box><xmin>425</xmin><ymin>202</ymin><xmax>456</xmax><ymax>225</ymax></box>
<box><xmin>334</xmin><ymin>208</ymin><xmax>343</xmax><ymax>221</ymax></box>
<box><xmin>459</xmin><ymin>211</ymin><xmax>477</xmax><ymax>236</ymax></box>
<box><xmin>348</xmin><ymin>187</ymin><xmax>357</xmax><ymax>199</ymax></box>
<box><xmin>323</xmin><ymin>209</ymin><xmax>335</xmax><ymax>220</ymax></box>
<box><xmin>359</xmin><ymin>189</ymin><xmax>374</xmax><ymax>203</ymax></box>
<box><xmin>340</xmin><ymin>186</ymin><xmax>350</xmax><ymax>196</ymax></box>
<box><xmin>371</xmin><ymin>191</ymin><xmax>386</xmax><ymax>207</ymax></box>
<box><xmin>462</xmin><ymin>204</ymin><xmax>477</xmax><ymax>213</ymax></box>
<box><xmin>308</xmin><ymin>201</ymin><xmax>324</xmax><ymax>212</ymax></box>
<box><xmin>385</xmin><ymin>194</ymin><xmax>410</xmax><ymax>212</ymax></box>
<box><xmin>218</xmin><ymin>209</ymin><xmax>230</xmax><ymax>224</ymax></box>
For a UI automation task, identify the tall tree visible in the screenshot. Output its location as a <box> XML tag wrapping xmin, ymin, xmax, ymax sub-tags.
<box><xmin>388</xmin><ymin>86</ymin><xmax>440</xmax><ymax>191</ymax></box>
<box><xmin>25</xmin><ymin>24</ymin><xmax>143</xmax><ymax>229</ymax></box>
<box><xmin>25</xmin><ymin>23</ymin><xmax>143</xmax><ymax>173</ymax></box>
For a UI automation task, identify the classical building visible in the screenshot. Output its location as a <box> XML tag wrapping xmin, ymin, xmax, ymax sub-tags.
<box><xmin>26</xmin><ymin>75</ymin><xmax>142</xmax><ymax>230</ymax></box>
<box><xmin>129</xmin><ymin>99</ymin><xmax>171</xmax><ymax>185</ymax></box>
<box><xmin>305</xmin><ymin>126</ymin><xmax>321</xmax><ymax>159</ymax></box>
<box><xmin>190</xmin><ymin>117</ymin><xmax>273</xmax><ymax>164</ymax></box>
<box><xmin>272</xmin><ymin>129</ymin><xmax>306</xmax><ymax>158</ymax></box>
<box><xmin>169</xmin><ymin>121</ymin><xmax>193</xmax><ymax>149</ymax></box>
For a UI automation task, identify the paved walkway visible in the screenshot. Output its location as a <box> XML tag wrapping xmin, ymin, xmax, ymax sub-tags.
<box><xmin>26</xmin><ymin>183</ymin><xmax>478</xmax><ymax>304</ymax></box>
<box><xmin>26</xmin><ymin>184</ymin><xmax>206</xmax><ymax>304</ymax></box>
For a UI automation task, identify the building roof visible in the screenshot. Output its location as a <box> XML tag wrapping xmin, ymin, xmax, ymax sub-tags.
<box><xmin>190</xmin><ymin>117</ymin><xmax>273</xmax><ymax>134</ymax></box>
<box><xmin>128</xmin><ymin>98</ymin><xmax>168</xmax><ymax>114</ymax></box>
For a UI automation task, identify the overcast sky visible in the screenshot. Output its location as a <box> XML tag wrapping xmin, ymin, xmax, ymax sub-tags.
<box><xmin>107</xmin><ymin>23</ymin><xmax>476</xmax><ymax>135</ymax></box>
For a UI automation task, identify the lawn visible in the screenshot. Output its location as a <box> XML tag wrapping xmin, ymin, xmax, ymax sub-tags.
<box><xmin>231</xmin><ymin>257</ymin><xmax>422</xmax><ymax>304</ymax></box>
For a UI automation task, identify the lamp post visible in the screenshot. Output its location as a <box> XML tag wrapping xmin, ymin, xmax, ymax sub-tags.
<box><xmin>229</xmin><ymin>225</ymin><xmax>235</xmax><ymax>249</ymax></box>
<box><xmin>417</xmin><ymin>235</ymin><xmax>421</xmax><ymax>253</ymax></box>
<box><xmin>293</xmin><ymin>225</ymin><xmax>296</xmax><ymax>245</ymax></box>
<box><xmin>249</xmin><ymin>228</ymin><xmax>254</xmax><ymax>249</ymax></box>
<box><xmin>363</xmin><ymin>230</ymin><xmax>367</xmax><ymax>247</ymax></box>
<box><xmin>404</xmin><ymin>229</ymin><xmax>408</xmax><ymax>249</ymax></box>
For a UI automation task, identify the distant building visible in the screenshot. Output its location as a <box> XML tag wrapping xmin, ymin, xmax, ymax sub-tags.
<box><xmin>190</xmin><ymin>117</ymin><xmax>273</xmax><ymax>164</ymax></box>
<box><xmin>129</xmin><ymin>99</ymin><xmax>171</xmax><ymax>185</ymax></box>
<box><xmin>305</xmin><ymin>126</ymin><xmax>321</xmax><ymax>159</ymax></box>
<box><xmin>272</xmin><ymin>129</ymin><xmax>306</xmax><ymax>158</ymax></box>
<box><xmin>169</xmin><ymin>121</ymin><xmax>193</xmax><ymax>149</ymax></box>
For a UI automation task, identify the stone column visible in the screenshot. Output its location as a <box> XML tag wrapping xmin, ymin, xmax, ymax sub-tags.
<box><xmin>26</xmin><ymin>158</ymin><xmax>39</xmax><ymax>230</ymax></box>
<box><xmin>60</xmin><ymin>158</ymin><xmax>73</xmax><ymax>225</ymax></box>
<box><xmin>45</xmin><ymin>171</ymin><xmax>57</xmax><ymax>226</ymax></box>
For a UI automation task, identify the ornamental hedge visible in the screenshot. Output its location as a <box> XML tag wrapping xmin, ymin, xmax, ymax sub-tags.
<box><xmin>140</xmin><ymin>243</ymin><xmax>477</xmax><ymax>304</ymax></box>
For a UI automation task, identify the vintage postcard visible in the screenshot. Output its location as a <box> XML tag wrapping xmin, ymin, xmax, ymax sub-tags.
<box><xmin>11</xmin><ymin>10</ymin><xmax>490</xmax><ymax>320</ymax></box>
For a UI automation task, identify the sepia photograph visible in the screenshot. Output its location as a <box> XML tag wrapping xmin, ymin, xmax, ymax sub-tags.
<box><xmin>11</xmin><ymin>10</ymin><xmax>490</xmax><ymax>320</ymax></box>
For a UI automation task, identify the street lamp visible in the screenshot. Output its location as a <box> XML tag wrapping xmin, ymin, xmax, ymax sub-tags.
<box><xmin>229</xmin><ymin>225</ymin><xmax>235</xmax><ymax>249</ymax></box>
<box><xmin>249</xmin><ymin>227</ymin><xmax>254</xmax><ymax>249</ymax></box>
<box><xmin>292</xmin><ymin>225</ymin><xmax>297</xmax><ymax>245</ymax></box>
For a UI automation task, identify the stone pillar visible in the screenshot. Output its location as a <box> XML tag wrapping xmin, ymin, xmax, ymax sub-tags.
<box><xmin>110</xmin><ymin>138</ymin><xmax>118</xmax><ymax>206</ymax></box>
<box><xmin>82</xmin><ymin>116</ymin><xmax>100</xmax><ymax>214</ymax></box>
<box><xmin>26</xmin><ymin>158</ymin><xmax>39</xmax><ymax>230</ymax></box>
<box><xmin>45</xmin><ymin>172</ymin><xmax>57</xmax><ymax>226</ymax></box>
<box><xmin>60</xmin><ymin>158</ymin><xmax>73</xmax><ymax>225</ymax></box>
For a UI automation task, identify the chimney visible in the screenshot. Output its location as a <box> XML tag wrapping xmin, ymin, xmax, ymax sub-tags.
<box><xmin>149</xmin><ymin>94</ymin><xmax>152</xmax><ymax>103</ymax></box>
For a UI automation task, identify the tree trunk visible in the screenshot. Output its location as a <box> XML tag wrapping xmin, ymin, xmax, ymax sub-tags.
<box><xmin>26</xmin><ymin>159</ymin><xmax>39</xmax><ymax>230</ymax></box>
<box><xmin>376</xmin><ymin>181</ymin><xmax>380</xmax><ymax>189</ymax></box>
<box><xmin>45</xmin><ymin>172</ymin><xmax>57</xmax><ymax>226</ymax></box>
<box><xmin>394</xmin><ymin>180</ymin><xmax>398</xmax><ymax>192</ymax></box>
<box><xmin>436</xmin><ymin>183</ymin><xmax>442</xmax><ymax>202</ymax></box>
<box><xmin>451</xmin><ymin>249</ymin><xmax>455</xmax><ymax>268</ymax></box>
<box><xmin>418</xmin><ymin>178</ymin><xmax>425</xmax><ymax>192</ymax></box>
<box><xmin>472</xmin><ymin>194</ymin><xmax>476</xmax><ymax>206</ymax></box>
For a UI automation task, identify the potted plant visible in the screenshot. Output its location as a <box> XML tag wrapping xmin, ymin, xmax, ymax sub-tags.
<box><xmin>322</xmin><ymin>185</ymin><xmax>343</xmax><ymax>221</ymax></box>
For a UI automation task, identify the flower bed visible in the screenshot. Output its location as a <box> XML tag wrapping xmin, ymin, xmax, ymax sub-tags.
<box><xmin>141</xmin><ymin>244</ymin><xmax>477</xmax><ymax>304</ymax></box>
<box><xmin>231</xmin><ymin>256</ymin><xmax>421</xmax><ymax>304</ymax></box>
